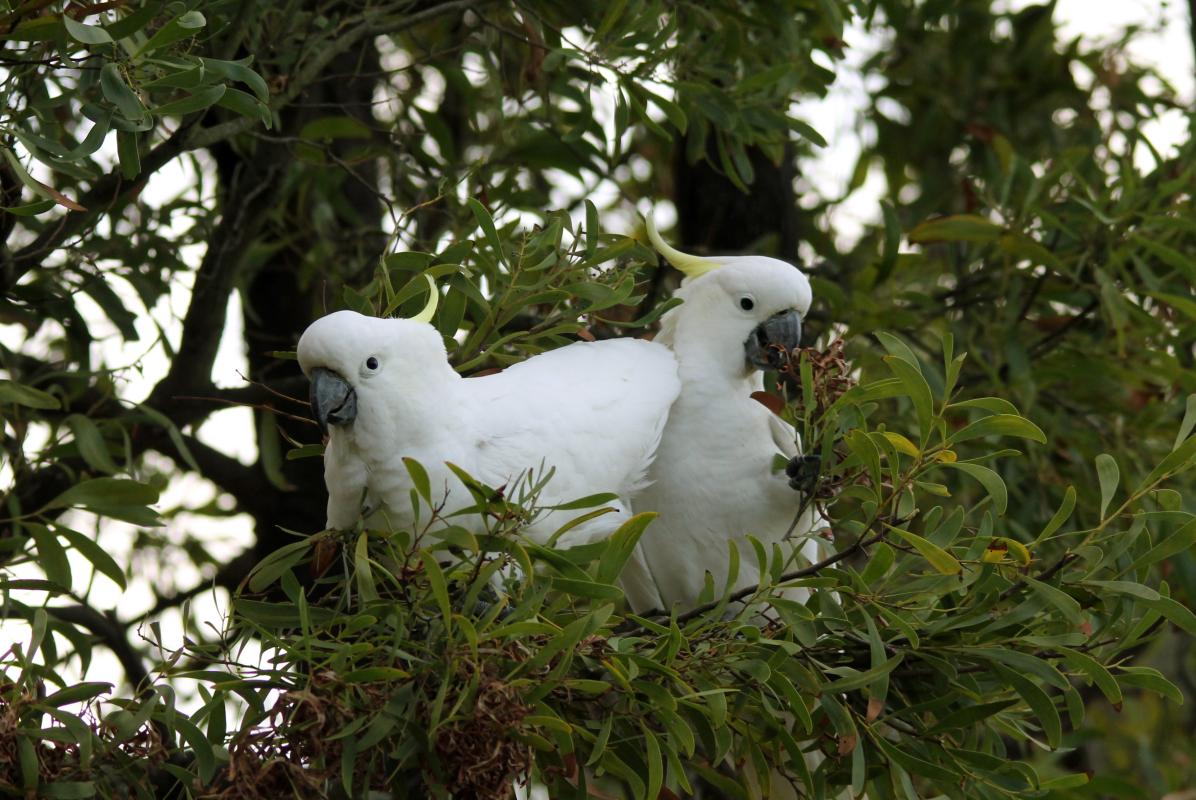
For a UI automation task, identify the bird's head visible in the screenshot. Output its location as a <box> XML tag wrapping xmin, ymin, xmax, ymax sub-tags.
<box><xmin>297</xmin><ymin>279</ymin><xmax>445</xmax><ymax>435</ymax></box>
<box><xmin>646</xmin><ymin>216</ymin><xmax>812</xmax><ymax>374</ymax></box>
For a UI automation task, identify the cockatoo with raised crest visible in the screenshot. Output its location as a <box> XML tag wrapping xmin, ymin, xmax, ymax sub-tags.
<box><xmin>622</xmin><ymin>217</ymin><xmax>829</xmax><ymax>612</ymax></box>
<box><xmin>297</xmin><ymin>280</ymin><xmax>681</xmax><ymax>556</ymax></box>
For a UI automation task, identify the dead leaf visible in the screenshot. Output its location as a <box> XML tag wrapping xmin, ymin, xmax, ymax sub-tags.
<box><xmin>837</xmin><ymin>734</ymin><xmax>857</xmax><ymax>756</ymax></box>
<box><xmin>750</xmin><ymin>390</ymin><xmax>784</xmax><ymax>415</ymax></box>
<box><xmin>866</xmin><ymin>696</ymin><xmax>884</xmax><ymax>722</ymax></box>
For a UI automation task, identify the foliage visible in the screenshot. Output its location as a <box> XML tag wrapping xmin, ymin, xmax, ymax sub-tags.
<box><xmin>2</xmin><ymin>0</ymin><xmax>1196</xmax><ymax>798</ymax></box>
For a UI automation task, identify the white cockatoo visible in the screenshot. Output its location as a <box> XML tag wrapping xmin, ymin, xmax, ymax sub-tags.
<box><xmin>296</xmin><ymin>281</ymin><xmax>681</xmax><ymax>554</ymax></box>
<box><xmin>622</xmin><ymin>218</ymin><xmax>829</xmax><ymax>613</ymax></box>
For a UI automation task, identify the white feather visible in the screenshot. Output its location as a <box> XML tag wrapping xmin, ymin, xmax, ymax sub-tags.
<box><xmin>297</xmin><ymin>311</ymin><xmax>681</xmax><ymax>546</ymax></box>
<box><xmin>626</xmin><ymin>255</ymin><xmax>830</xmax><ymax>612</ymax></box>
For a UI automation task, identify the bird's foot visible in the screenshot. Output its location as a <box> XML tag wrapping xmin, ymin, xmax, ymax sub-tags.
<box><xmin>785</xmin><ymin>454</ymin><xmax>821</xmax><ymax>495</ymax></box>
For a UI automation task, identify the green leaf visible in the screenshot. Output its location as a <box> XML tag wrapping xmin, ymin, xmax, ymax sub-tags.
<box><xmin>948</xmin><ymin>397</ymin><xmax>1019</xmax><ymax>415</ymax></box>
<box><xmin>1059</xmin><ymin>648</ymin><xmax>1122</xmax><ymax>707</ymax></box>
<box><xmin>596</xmin><ymin>512</ymin><xmax>656</xmax><ymax>585</ymax></box>
<box><xmin>1036</xmin><ymin>486</ymin><xmax>1076</xmax><ymax>542</ymax></box>
<box><xmin>908</xmin><ymin>214</ymin><xmax>1003</xmax><ymax>244</ymax></box>
<box><xmin>1133</xmin><ymin>234</ymin><xmax>1196</xmax><ymax>282</ymax></box>
<box><xmin>874</xmin><ymin>331</ymin><xmax>921</xmax><ymax>368</ymax></box>
<box><xmin>883</xmin><ymin>356</ymin><xmax>934</xmax><ymax>437</ymax></box>
<box><xmin>823</xmin><ymin>654</ymin><xmax>904</xmax><ymax>693</ymax></box>
<box><xmin>353</xmin><ymin>532</ymin><xmax>377</xmax><ymax>602</ymax></box>
<box><xmin>341</xmin><ymin>666</ymin><xmax>412</xmax><ymax>682</ymax></box>
<box><xmin>153</xmin><ymin>84</ymin><xmax>227</xmax><ymax>117</ymax></box>
<box><xmin>59</xmin><ymin>526</ymin><xmax>126</xmax><ymax>590</ymax></box>
<box><xmin>41</xmin><ymin>682</ymin><xmax>112</xmax><ymax>707</ymax></box>
<box><xmin>0</xmin><ymin>379</ymin><xmax>60</xmax><ymax>409</ymax></box>
<box><xmin>28</xmin><ymin>524</ymin><xmax>71</xmax><ymax>588</ymax></box>
<box><xmin>1000</xmin><ymin>667</ymin><xmax>1062</xmax><ymax>748</ymax></box>
<box><xmin>872</xmin><ymin>735</ymin><xmax>959</xmax><ymax>781</ymax></box>
<box><xmin>925</xmin><ymin>699</ymin><xmax>1017</xmax><ymax>733</ymax></box>
<box><xmin>300</xmin><ymin>116</ymin><xmax>372</xmax><ymax>141</ymax></box>
<box><xmin>1025</xmin><ymin>577</ymin><xmax>1080</xmax><ymax>623</ymax></box>
<box><xmin>1125</xmin><ymin>518</ymin><xmax>1196</xmax><ymax>575</ymax></box>
<box><xmin>134</xmin><ymin>10</ymin><xmax>206</xmax><ymax>56</ymax></box>
<box><xmin>1176</xmin><ymin>394</ymin><xmax>1196</xmax><ymax>450</ymax></box>
<box><xmin>137</xmin><ymin>404</ymin><xmax>200</xmax><ymax>472</ymax></box>
<box><xmin>100</xmin><ymin>63</ymin><xmax>147</xmax><ymax>122</ymax></box>
<box><xmin>402</xmin><ymin>457</ymin><xmax>431</xmax><ymax>503</ymax></box>
<box><xmin>200</xmin><ymin>57</ymin><xmax>270</xmax><ymax>102</ymax></box>
<box><xmin>63</xmin><ymin>15</ymin><xmax>113</xmax><ymax>44</ymax></box>
<box><xmin>879</xmin><ymin>201</ymin><xmax>900</xmax><ymax>279</ymax></box>
<box><xmin>215</xmin><ymin>87</ymin><xmax>271</xmax><ymax>127</ymax></box>
<box><xmin>46</xmin><ymin>478</ymin><xmax>159</xmax><ymax>511</ymax></box>
<box><xmin>467</xmin><ymin>197</ymin><xmax>505</xmax><ymax>265</ymax></box>
<box><xmin>887</xmin><ymin>527</ymin><xmax>960</xmax><ymax>574</ymax></box>
<box><xmin>1138</xmin><ymin>434</ymin><xmax>1196</xmax><ymax>491</ymax></box>
<box><xmin>1116</xmin><ymin>666</ymin><xmax>1183</xmax><ymax>704</ymax></box>
<box><xmin>1095</xmin><ymin>453</ymin><xmax>1119</xmax><ymax>519</ymax></box>
<box><xmin>938</xmin><ymin>462</ymin><xmax>1008</xmax><ymax>515</ymax></box>
<box><xmin>419</xmin><ymin>551</ymin><xmax>452</xmax><ymax>637</ymax></box>
<box><xmin>545</xmin><ymin>492</ymin><xmax>619</xmax><ymax>511</ymax></box>
<box><xmin>65</xmin><ymin>414</ymin><xmax>119</xmax><ymax>474</ymax></box>
<box><xmin>116</xmin><ymin>130</ymin><xmax>140</xmax><ymax>179</ymax></box>
<box><xmin>550</xmin><ymin>577</ymin><xmax>623</xmax><ymax>601</ymax></box>
<box><xmin>949</xmin><ymin>414</ymin><xmax>1046</xmax><ymax>445</ymax></box>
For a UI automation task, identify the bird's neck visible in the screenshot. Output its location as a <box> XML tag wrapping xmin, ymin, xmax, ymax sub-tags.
<box><xmin>671</xmin><ymin>335</ymin><xmax>756</xmax><ymax>393</ymax></box>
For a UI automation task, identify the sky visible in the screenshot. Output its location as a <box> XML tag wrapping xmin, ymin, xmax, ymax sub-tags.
<box><xmin>3</xmin><ymin>2</ymin><xmax>1194</xmax><ymax>705</ymax></box>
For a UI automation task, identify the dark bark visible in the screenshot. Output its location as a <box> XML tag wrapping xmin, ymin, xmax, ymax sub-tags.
<box><xmin>672</xmin><ymin>140</ymin><xmax>801</xmax><ymax>259</ymax></box>
<box><xmin>237</xmin><ymin>43</ymin><xmax>387</xmax><ymax>561</ymax></box>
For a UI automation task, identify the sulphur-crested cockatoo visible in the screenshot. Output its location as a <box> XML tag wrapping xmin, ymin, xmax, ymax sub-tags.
<box><xmin>622</xmin><ymin>218</ymin><xmax>829</xmax><ymax>613</ymax></box>
<box><xmin>296</xmin><ymin>281</ymin><xmax>680</xmax><ymax>553</ymax></box>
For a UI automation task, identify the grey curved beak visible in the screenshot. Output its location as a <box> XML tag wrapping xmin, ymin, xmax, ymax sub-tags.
<box><xmin>309</xmin><ymin>367</ymin><xmax>357</xmax><ymax>435</ymax></box>
<box><xmin>744</xmin><ymin>309</ymin><xmax>803</xmax><ymax>370</ymax></box>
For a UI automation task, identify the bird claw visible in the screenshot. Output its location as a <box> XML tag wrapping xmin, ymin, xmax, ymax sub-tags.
<box><xmin>785</xmin><ymin>454</ymin><xmax>820</xmax><ymax>495</ymax></box>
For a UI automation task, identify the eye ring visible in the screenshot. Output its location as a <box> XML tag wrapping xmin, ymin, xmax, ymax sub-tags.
<box><xmin>365</xmin><ymin>356</ymin><xmax>379</xmax><ymax>371</ymax></box>
<box><xmin>739</xmin><ymin>296</ymin><xmax>755</xmax><ymax>311</ymax></box>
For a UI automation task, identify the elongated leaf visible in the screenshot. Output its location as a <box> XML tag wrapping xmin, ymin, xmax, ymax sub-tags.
<box><xmin>153</xmin><ymin>84</ymin><xmax>226</xmax><ymax>117</ymax></box>
<box><xmin>926</xmin><ymin>699</ymin><xmax>1017</xmax><ymax>734</ymax></box>
<box><xmin>0</xmin><ymin>378</ymin><xmax>60</xmax><ymax>409</ymax></box>
<box><xmin>888</xmin><ymin>527</ymin><xmax>960</xmax><ymax>574</ymax></box>
<box><xmin>47</xmin><ymin>478</ymin><xmax>158</xmax><ymax>510</ymax></box>
<box><xmin>1176</xmin><ymin>394</ymin><xmax>1196</xmax><ymax>450</ymax></box>
<box><xmin>1095</xmin><ymin>453</ymin><xmax>1119</xmax><ymax>519</ymax></box>
<box><xmin>100</xmin><ymin>63</ymin><xmax>147</xmax><ymax>121</ymax></box>
<box><xmin>59</xmin><ymin>526</ymin><xmax>126</xmax><ymax>590</ymax></box>
<box><xmin>63</xmin><ymin>15</ymin><xmax>113</xmax><ymax>44</ymax></box>
<box><xmin>65</xmin><ymin>414</ymin><xmax>119</xmax><ymax>474</ymax></box>
<box><xmin>909</xmin><ymin>214</ymin><xmax>1003</xmax><ymax>244</ymax></box>
<box><xmin>939</xmin><ymin>462</ymin><xmax>1008</xmax><ymax>515</ymax></box>
<box><xmin>1002</xmin><ymin>667</ymin><xmax>1062</xmax><ymax>748</ymax></box>
<box><xmin>1036</xmin><ymin>486</ymin><xmax>1076</xmax><ymax>542</ymax></box>
<box><xmin>884</xmin><ymin>356</ymin><xmax>934</xmax><ymax>436</ymax></box>
<box><xmin>467</xmin><ymin>197</ymin><xmax>505</xmax><ymax>265</ymax></box>
<box><xmin>950</xmin><ymin>414</ymin><xmax>1046</xmax><ymax>445</ymax></box>
<box><xmin>1059</xmin><ymin>648</ymin><xmax>1122</xmax><ymax>707</ymax></box>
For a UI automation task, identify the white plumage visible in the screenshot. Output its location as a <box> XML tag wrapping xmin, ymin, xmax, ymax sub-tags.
<box><xmin>296</xmin><ymin>310</ymin><xmax>680</xmax><ymax>548</ymax></box>
<box><xmin>624</xmin><ymin>234</ymin><xmax>829</xmax><ymax>612</ymax></box>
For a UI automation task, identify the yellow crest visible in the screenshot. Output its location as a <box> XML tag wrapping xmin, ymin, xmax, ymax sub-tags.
<box><xmin>644</xmin><ymin>213</ymin><xmax>720</xmax><ymax>279</ymax></box>
<box><xmin>409</xmin><ymin>274</ymin><xmax>439</xmax><ymax>324</ymax></box>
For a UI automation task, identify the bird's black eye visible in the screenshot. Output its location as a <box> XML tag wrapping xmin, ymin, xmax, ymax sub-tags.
<box><xmin>739</xmin><ymin>297</ymin><xmax>755</xmax><ymax>311</ymax></box>
<box><xmin>365</xmin><ymin>356</ymin><xmax>379</xmax><ymax>370</ymax></box>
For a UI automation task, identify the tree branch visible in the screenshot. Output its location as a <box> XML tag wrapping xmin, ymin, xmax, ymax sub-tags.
<box><xmin>48</xmin><ymin>604</ymin><xmax>152</xmax><ymax>692</ymax></box>
<box><xmin>624</xmin><ymin>528</ymin><xmax>887</xmax><ymax>631</ymax></box>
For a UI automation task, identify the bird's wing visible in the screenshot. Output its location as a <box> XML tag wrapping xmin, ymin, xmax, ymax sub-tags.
<box><xmin>766</xmin><ymin>407</ymin><xmax>800</xmax><ymax>460</ymax></box>
<box><xmin>467</xmin><ymin>337</ymin><xmax>681</xmax><ymax>513</ymax></box>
